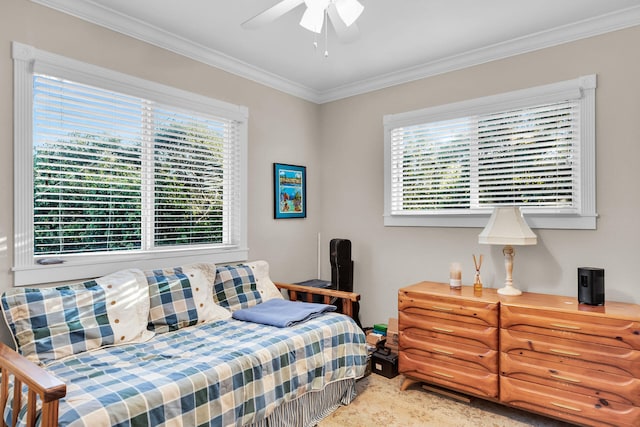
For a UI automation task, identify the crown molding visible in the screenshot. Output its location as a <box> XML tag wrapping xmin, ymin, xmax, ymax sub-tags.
<box><xmin>30</xmin><ymin>0</ymin><xmax>322</xmax><ymax>102</ymax></box>
<box><xmin>318</xmin><ymin>5</ymin><xmax>640</xmax><ymax>103</ymax></box>
<box><xmin>31</xmin><ymin>0</ymin><xmax>640</xmax><ymax>104</ymax></box>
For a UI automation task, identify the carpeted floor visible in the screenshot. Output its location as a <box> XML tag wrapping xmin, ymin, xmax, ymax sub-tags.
<box><xmin>318</xmin><ymin>374</ymin><xmax>575</xmax><ymax>427</ymax></box>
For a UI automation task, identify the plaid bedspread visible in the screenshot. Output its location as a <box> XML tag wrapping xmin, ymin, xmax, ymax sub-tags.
<box><xmin>5</xmin><ymin>313</ymin><xmax>366</xmax><ymax>427</ymax></box>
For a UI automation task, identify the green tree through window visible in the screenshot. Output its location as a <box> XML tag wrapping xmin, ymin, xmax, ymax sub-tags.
<box><xmin>34</xmin><ymin>133</ymin><xmax>142</xmax><ymax>254</ymax></box>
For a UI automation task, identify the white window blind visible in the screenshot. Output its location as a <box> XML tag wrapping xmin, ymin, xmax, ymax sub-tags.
<box><xmin>477</xmin><ymin>102</ymin><xmax>577</xmax><ymax>208</ymax></box>
<box><xmin>13</xmin><ymin>42</ymin><xmax>248</xmax><ymax>285</ymax></box>
<box><xmin>384</xmin><ymin>75</ymin><xmax>596</xmax><ymax>229</ymax></box>
<box><xmin>390</xmin><ymin>116</ymin><xmax>473</xmax><ymax>213</ymax></box>
<box><xmin>33</xmin><ymin>74</ymin><xmax>242</xmax><ymax>255</ymax></box>
<box><xmin>33</xmin><ymin>75</ymin><xmax>144</xmax><ymax>254</ymax></box>
<box><xmin>390</xmin><ymin>100</ymin><xmax>578</xmax><ymax>213</ymax></box>
<box><xmin>152</xmin><ymin>104</ymin><xmax>241</xmax><ymax>249</ymax></box>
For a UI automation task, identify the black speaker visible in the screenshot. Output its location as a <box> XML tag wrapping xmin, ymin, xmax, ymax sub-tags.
<box><xmin>330</xmin><ymin>239</ymin><xmax>353</xmax><ymax>292</ymax></box>
<box><xmin>329</xmin><ymin>238</ymin><xmax>360</xmax><ymax>328</ymax></box>
<box><xmin>578</xmin><ymin>267</ymin><xmax>604</xmax><ymax>306</ymax></box>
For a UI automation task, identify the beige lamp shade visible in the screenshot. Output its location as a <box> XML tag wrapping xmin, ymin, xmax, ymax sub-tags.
<box><xmin>478</xmin><ymin>207</ymin><xmax>537</xmax><ymax>246</ymax></box>
<box><xmin>479</xmin><ymin>206</ymin><xmax>537</xmax><ymax>296</ymax></box>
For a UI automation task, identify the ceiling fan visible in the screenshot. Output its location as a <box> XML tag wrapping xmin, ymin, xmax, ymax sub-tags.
<box><xmin>242</xmin><ymin>0</ymin><xmax>364</xmax><ymax>44</ymax></box>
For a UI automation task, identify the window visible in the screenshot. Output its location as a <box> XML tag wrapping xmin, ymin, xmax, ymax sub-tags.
<box><xmin>383</xmin><ymin>75</ymin><xmax>596</xmax><ymax>229</ymax></box>
<box><xmin>13</xmin><ymin>42</ymin><xmax>248</xmax><ymax>285</ymax></box>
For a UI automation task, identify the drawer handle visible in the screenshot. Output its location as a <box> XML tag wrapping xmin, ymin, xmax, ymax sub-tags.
<box><xmin>432</xmin><ymin>348</ymin><xmax>454</xmax><ymax>356</ymax></box>
<box><xmin>551</xmin><ymin>402</ymin><xmax>582</xmax><ymax>412</ymax></box>
<box><xmin>431</xmin><ymin>305</ymin><xmax>454</xmax><ymax>312</ymax></box>
<box><xmin>549</xmin><ymin>348</ymin><xmax>581</xmax><ymax>357</ymax></box>
<box><xmin>550</xmin><ymin>374</ymin><xmax>581</xmax><ymax>383</ymax></box>
<box><xmin>433</xmin><ymin>371</ymin><xmax>454</xmax><ymax>379</ymax></box>
<box><xmin>550</xmin><ymin>323</ymin><xmax>581</xmax><ymax>330</ymax></box>
<box><xmin>432</xmin><ymin>327</ymin><xmax>454</xmax><ymax>333</ymax></box>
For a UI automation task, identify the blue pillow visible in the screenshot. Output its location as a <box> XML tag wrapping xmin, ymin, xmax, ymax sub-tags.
<box><xmin>146</xmin><ymin>267</ymin><xmax>199</xmax><ymax>333</ymax></box>
<box><xmin>1</xmin><ymin>269</ymin><xmax>152</xmax><ymax>365</ymax></box>
<box><xmin>213</xmin><ymin>265</ymin><xmax>262</xmax><ymax>312</ymax></box>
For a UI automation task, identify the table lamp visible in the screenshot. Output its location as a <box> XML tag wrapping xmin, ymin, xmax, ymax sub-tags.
<box><xmin>478</xmin><ymin>207</ymin><xmax>537</xmax><ymax>296</ymax></box>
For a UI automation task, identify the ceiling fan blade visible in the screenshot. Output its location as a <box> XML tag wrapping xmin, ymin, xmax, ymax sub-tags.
<box><xmin>327</xmin><ymin>4</ymin><xmax>359</xmax><ymax>43</ymax></box>
<box><xmin>300</xmin><ymin>5</ymin><xmax>326</xmax><ymax>33</ymax></box>
<box><xmin>334</xmin><ymin>0</ymin><xmax>363</xmax><ymax>27</ymax></box>
<box><xmin>241</xmin><ymin>0</ymin><xmax>305</xmax><ymax>29</ymax></box>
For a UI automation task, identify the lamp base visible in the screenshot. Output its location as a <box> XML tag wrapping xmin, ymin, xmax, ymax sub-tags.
<box><xmin>497</xmin><ymin>285</ymin><xmax>522</xmax><ymax>296</ymax></box>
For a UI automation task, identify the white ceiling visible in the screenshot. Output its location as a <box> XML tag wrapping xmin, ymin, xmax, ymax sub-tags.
<box><xmin>33</xmin><ymin>0</ymin><xmax>640</xmax><ymax>103</ymax></box>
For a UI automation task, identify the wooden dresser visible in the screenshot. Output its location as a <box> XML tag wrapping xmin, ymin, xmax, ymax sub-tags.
<box><xmin>398</xmin><ymin>282</ymin><xmax>640</xmax><ymax>427</ymax></box>
<box><xmin>398</xmin><ymin>282</ymin><xmax>501</xmax><ymax>399</ymax></box>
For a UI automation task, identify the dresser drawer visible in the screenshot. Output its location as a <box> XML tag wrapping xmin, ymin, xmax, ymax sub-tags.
<box><xmin>501</xmin><ymin>376</ymin><xmax>640</xmax><ymax>427</ymax></box>
<box><xmin>400</xmin><ymin>330</ymin><xmax>498</xmax><ymax>373</ymax></box>
<box><xmin>501</xmin><ymin>329</ymin><xmax>640</xmax><ymax>377</ymax></box>
<box><xmin>400</xmin><ymin>350</ymin><xmax>498</xmax><ymax>398</ymax></box>
<box><xmin>501</xmin><ymin>305</ymin><xmax>640</xmax><ymax>350</ymax></box>
<box><xmin>399</xmin><ymin>291</ymin><xmax>497</xmax><ymax>326</ymax></box>
<box><xmin>400</xmin><ymin>325</ymin><xmax>484</xmax><ymax>349</ymax></box>
<box><xmin>500</xmin><ymin>353</ymin><xmax>640</xmax><ymax>406</ymax></box>
<box><xmin>399</xmin><ymin>311</ymin><xmax>497</xmax><ymax>349</ymax></box>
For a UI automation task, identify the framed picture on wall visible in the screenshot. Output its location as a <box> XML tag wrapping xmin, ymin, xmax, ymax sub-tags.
<box><xmin>273</xmin><ymin>163</ymin><xmax>306</xmax><ymax>219</ymax></box>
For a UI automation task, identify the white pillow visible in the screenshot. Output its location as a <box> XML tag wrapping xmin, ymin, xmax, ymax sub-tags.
<box><xmin>96</xmin><ymin>269</ymin><xmax>155</xmax><ymax>345</ymax></box>
<box><xmin>181</xmin><ymin>263</ymin><xmax>232</xmax><ymax>321</ymax></box>
<box><xmin>244</xmin><ymin>260</ymin><xmax>284</xmax><ymax>302</ymax></box>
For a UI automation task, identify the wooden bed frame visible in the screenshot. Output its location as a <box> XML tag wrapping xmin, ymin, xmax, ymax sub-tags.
<box><xmin>274</xmin><ymin>281</ymin><xmax>360</xmax><ymax>319</ymax></box>
<box><xmin>0</xmin><ymin>284</ymin><xmax>361</xmax><ymax>427</ymax></box>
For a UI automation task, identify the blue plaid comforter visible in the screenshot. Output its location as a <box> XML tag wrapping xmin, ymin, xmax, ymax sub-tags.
<box><xmin>5</xmin><ymin>314</ymin><xmax>366</xmax><ymax>427</ymax></box>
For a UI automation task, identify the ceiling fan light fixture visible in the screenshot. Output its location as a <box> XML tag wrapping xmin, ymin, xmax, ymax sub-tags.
<box><xmin>334</xmin><ymin>0</ymin><xmax>363</xmax><ymax>27</ymax></box>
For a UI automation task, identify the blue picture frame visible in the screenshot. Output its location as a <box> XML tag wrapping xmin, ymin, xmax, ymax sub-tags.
<box><xmin>274</xmin><ymin>163</ymin><xmax>306</xmax><ymax>219</ymax></box>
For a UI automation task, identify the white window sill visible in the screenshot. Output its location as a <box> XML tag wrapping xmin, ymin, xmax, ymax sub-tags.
<box><xmin>383</xmin><ymin>213</ymin><xmax>597</xmax><ymax>230</ymax></box>
<box><xmin>13</xmin><ymin>247</ymin><xmax>249</xmax><ymax>286</ymax></box>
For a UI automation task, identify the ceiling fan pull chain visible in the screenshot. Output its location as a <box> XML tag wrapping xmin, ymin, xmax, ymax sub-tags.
<box><xmin>324</xmin><ymin>8</ymin><xmax>329</xmax><ymax>57</ymax></box>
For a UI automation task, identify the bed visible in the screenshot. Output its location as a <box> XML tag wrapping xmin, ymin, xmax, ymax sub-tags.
<box><xmin>0</xmin><ymin>261</ymin><xmax>367</xmax><ymax>427</ymax></box>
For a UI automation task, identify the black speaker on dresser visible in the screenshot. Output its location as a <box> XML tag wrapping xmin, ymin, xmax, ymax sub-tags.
<box><xmin>578</xmin><ymin>267</ymin><xmax>604</xmax><ymax>306</ymax></box>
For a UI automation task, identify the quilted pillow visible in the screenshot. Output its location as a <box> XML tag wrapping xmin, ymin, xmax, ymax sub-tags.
<box><xmin>146</xmin><ymin>263</ymin><xmax>230</xmax><ymax>333</ymax></box>
<box><xmin>213</xmin><ymin>264</ymin><xmax>263</xmax><ymax>312</ymax></box>
<box><xmin>244</xmin><ymin>260</ymin><xmax>284</xmax><ymax>302</ymax></box>
<box><xmin>1</xmin><ymin>269</ymin><xmax>151</xmax><ymax>365</ymax></box>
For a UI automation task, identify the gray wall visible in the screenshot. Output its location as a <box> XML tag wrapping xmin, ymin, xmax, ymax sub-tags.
<box><xmin>1</xmin><ymin>0</ymin><xmax>639</xmax><ymax>341</ymax></box>
<box><xmin>319</xmin><ymin>26</ymin><xmax>640</xmax><ymax>326</ymax></box>
<box><xmin>0</xmin><ymin>0</ymin><xmax>322</xmax><ymax>344</ymax></box>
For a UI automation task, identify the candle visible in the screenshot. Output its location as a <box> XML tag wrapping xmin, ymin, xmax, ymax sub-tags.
<box><xmin>450</xmin><ymin>262</ymin><xmax>462</xmax><ymax>288</ymax></box>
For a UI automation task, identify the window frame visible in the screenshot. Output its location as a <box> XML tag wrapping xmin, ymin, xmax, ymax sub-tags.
<box><xmin>12</xmin><ymin>41</ymin><xmax>249</xmax><ymax>286</ymax></box>
<box><xmin>383</xmin><ymin>75</ymin><xmax>597</xmax><ymax>230</ymax></box>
